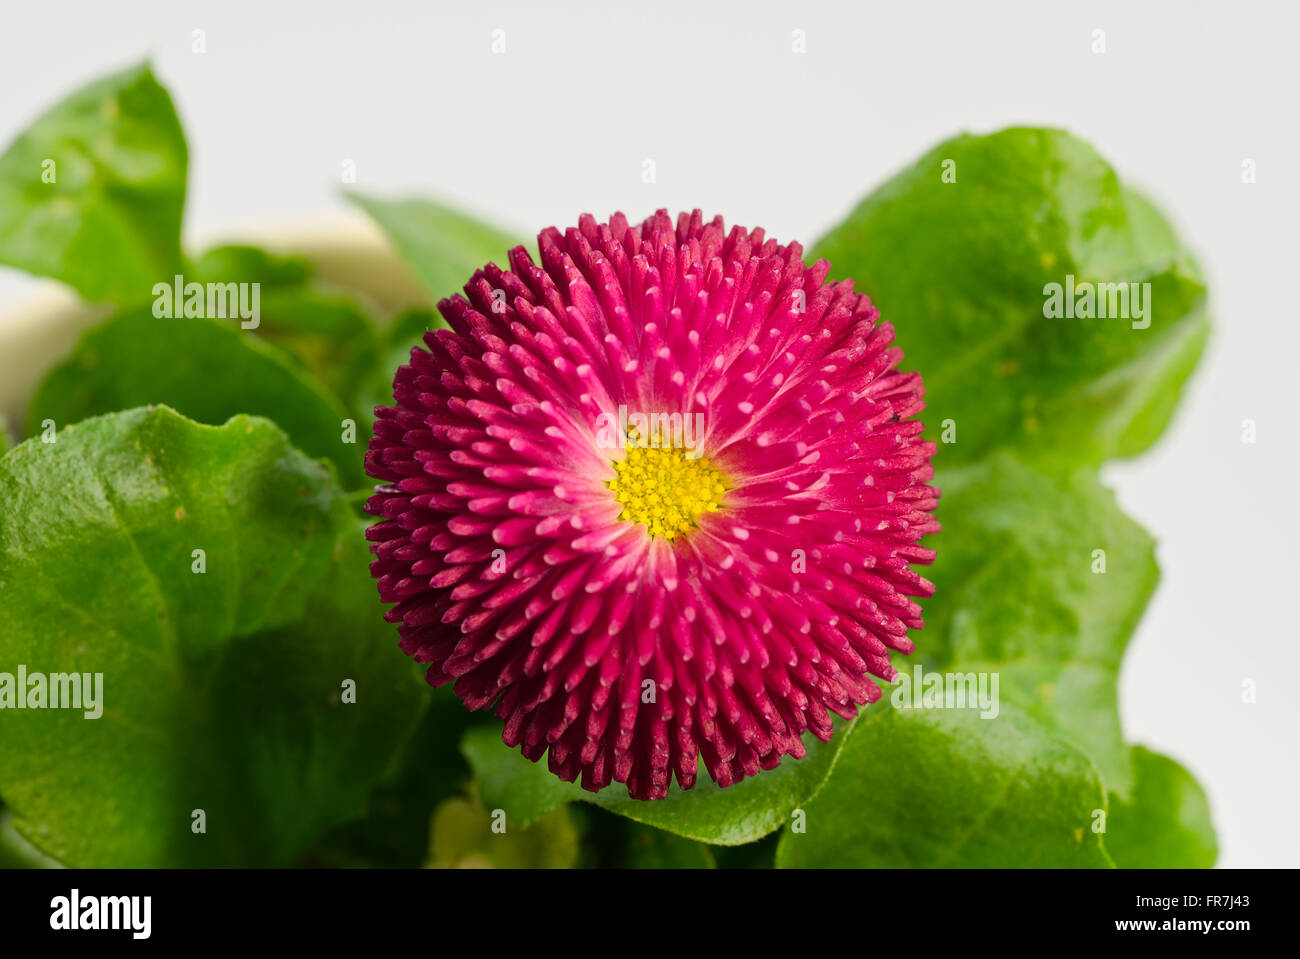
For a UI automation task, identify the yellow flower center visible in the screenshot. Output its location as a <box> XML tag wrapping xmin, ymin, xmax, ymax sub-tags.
<box><xmin>607</xmin><ymin>437</ymin><xmax>728</xmax><ymax>541</ymax></box>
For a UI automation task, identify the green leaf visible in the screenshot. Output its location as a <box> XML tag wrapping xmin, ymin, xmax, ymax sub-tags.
<box><xmin>0</xmin><ymin>807</ymin><xmax>61</xmax><ymax>869</ymax></box>
<box><xmin>0</xmin><ymin>62</ymin><xmax>186</xmax><ymax>303</ymax></box>
<box><xmin>615</xmin><ymin>822</ymin><xmax>716</xmax><ymax>869</ymax></box>
<box><xmin>303</xmin><ymin>686</ymin><xmax>478</xmax><ymax>867</ymax></box>
<box><xmin>1104</xmin><ymin>746</ymin><xmax>1217</xmax><ymax>868</ymax></box>
<box><xmin>0</xmin><ymin>407</ymin><xmax>424</xmax><ymax>865</ymax></box>
<box><xmin>217</xmin><ymin>526</ymin><xmax>429</xmax><ymax>863</ymax></box>
<box><xmin>26</xmin><ymin>309</ymin><xmax>362</xmax><ymax>487</ymax></box>
<box><xmin>813</xmin><ymin>127</ymin><xmax>1209</xmax><ymax>468</ymax></box>
<box><xmin>191</xmin><ymin>244</ymin><xmax>384</xmax><ymax>417</ymax></box>
<box><xmin>587</xmin><ymin>725</ymin><xmax>852</xmax><ymax>846</ymax></box>
<box><xmin>250</xmin><ymin>290</ymin><xmax>382</xmax><ymax>416</ymax></box>
<box><xmin>190</xmin><ymin>243</ymin><xmax>313</xmax><ymax>291</ymax></box>
<box><xmin>462</xmin><ymin>717</ymin><xmax>856</xmax><ymax>846</ymax></box>
<box><xmin>346</xmin><ymin>192</ymin><xmax>521</xmax><ymax>303</ymax></box>
<box><xmin>570</xmin><ymin>804</ymin><xmax>720</xmax><ymax>868</ymax></box>
<box><xmin>922</xmin><ymin>453</ymin><xmax>1159</xmax><ymax>796</ymax></box>
<box><xmin>775</xmin><ymin>703</ymin><xmax>1113</xmax><ymax>868</ymax></box>
<box><xmin>426</xmin><ymin>792</ymin><xmax>579</xmax><ymax>868</ymax></box>
<box><xmin>461</xmin><ymin>725</ymin><xmax>585</xmax><ymax>829</ymax></box>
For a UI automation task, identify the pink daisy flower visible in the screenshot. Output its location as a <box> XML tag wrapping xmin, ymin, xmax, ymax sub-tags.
<box><xmin>365</xmin><ymin>210</ymin><xmax>939</xmax><ymax>800</ymax></box>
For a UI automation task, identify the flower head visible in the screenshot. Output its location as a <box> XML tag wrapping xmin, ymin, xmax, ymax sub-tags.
<box><xmin>366</xmin><ymin>210</ymin><xmax>938</xmax><ymax>800</ymax></box>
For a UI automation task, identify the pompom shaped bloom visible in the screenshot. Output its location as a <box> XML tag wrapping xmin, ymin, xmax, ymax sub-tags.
<box><xmin>365</xmin><ymin>210</ymin><xmax>939</xmax><ymax>800</ymax></box>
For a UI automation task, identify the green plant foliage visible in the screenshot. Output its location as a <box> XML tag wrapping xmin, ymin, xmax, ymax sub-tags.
<box><xmin>813</xmin><ymin>128</ymin><xmax>1210</xmax><ymax>467</ymax></box>
<box><xmin>426</xmin><ymin>791</ymin><xmax>579</xmax><ymax>868</ymax></box>
<box><xmin>462</xmin><ymin>718</ymin><xmax>855</xmax><ymax>846</ymax></box>
<box><xmin>775</xmin><ymin>703</ymin><xmax>1112</xmax><ymax>867</ymax></box>
<box><xmin>347</xmin><ymin>191</ymin><xmax>522</xmax><ymax>303</ymax></box>
<box><xmin>919</xmin><ymin>454</ymin><xmax>1159</xmax><ymax>796</ymax></box>
<box><xmin>191</xmin><ymin>244</ymin><xmax>385</xmax><ymax>418</ymax></box>
<box><xmin>0</xmin><ymin>63</ymin><xmax>186</xmax><ymax>303</ymax></box>
<box><xmin>1104</xmin><ymin>746</ymin><xmax>1218</xmax><ymax>868</ymax></box>
<box><xmin>26</xmin><ymin>309</ymin><xmax>363</xmax><ymax>487</ymax></box>
<box><xmin>0</xmin><ymin>408</ymin><xmax>425</xmax><ymax>865</ymax></box>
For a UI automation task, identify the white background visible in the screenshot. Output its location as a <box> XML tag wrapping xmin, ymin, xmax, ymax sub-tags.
<box><xmin>1</xmin><ymin>0</ymin><xmax>1296</xmax><ymax>867</ymax></box>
